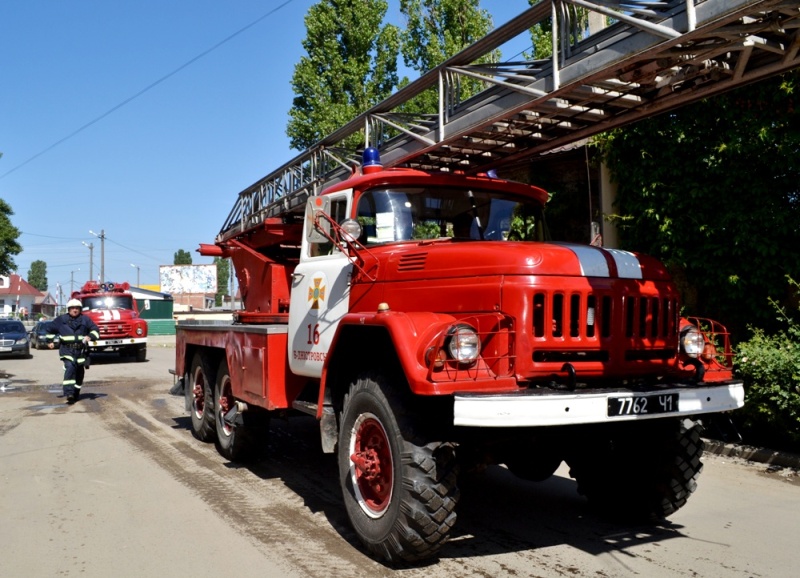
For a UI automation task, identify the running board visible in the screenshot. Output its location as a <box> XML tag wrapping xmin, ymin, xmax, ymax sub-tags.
<box><xmin>292</xmin><ymin>399</ymin><xmax>318</xmax><ymax>416</ymax></box>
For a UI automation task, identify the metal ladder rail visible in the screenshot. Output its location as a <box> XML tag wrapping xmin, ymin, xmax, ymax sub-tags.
<box><xmin>217</xmin><ymin>0</ymin><xmax>800</xmax><ymax>241</ymax></box>
<box><xmin>216</xmin><ymin>4</ymin><xmax>555</xmax><ymax>242</ymax></box>
<box><xmin>376</xmin><ymin>0</ymin><xmax>800</xmax><ymax>171</ymax></box>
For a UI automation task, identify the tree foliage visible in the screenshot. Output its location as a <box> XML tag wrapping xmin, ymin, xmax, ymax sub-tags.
<box><xmin>286</xmin><ymin>0</ymin><xmax>400</xmax><ymax>151</ymax></box>
<box><xmin>734</xmin><ymin>277</ymin><xmax>800</xmax><ymax>453</ymax></box>
<box><xmin>597</xmin><ymin>71</ymin><xmax>800</xmax><ymax>337</ymax></box>
<box><xmin>399</xmin><ymin>0</ymin><xmax>498</xmax><ymax>115</ymax></box>
<box><xmin>173</xmin><ymin>249</ymin><xmax>192</xmax><ymax>265</ymax></box>
<box><xmin>0</xmin><ymin>198</ymin><xmax>22</xmax><ymax>275</ymax></box>
<box><xmin>27</xmin><ymin>260</ymin><xmax>48</xmax><ymax>291</ymax></box>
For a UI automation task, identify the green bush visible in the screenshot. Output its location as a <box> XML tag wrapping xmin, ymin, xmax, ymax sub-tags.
<box><xmin>733</xmin><ymin>280</ymin><xmax>800</xmax><ymax>453</ymax></box>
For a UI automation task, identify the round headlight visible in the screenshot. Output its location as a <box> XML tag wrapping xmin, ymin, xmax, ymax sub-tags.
<box><xmin>680</xmin><ymin>326</ymin><xmax>705</xmax><ymax>358</ymax></box>
<box><xmin>136</xmin><ymin>327</ymin><xmax>144</xmax><ymax>336</ymax></box>
<box><xmin>447</xmin><ymin>324</ymin><xmax>480</xmax><ymax>363</ymax></box>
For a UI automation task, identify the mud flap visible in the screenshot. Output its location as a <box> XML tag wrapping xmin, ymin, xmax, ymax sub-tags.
<box><xmin>320</xmin><ymin>406</ymin><xmax>337</xmax><ymax>453</ymax></box>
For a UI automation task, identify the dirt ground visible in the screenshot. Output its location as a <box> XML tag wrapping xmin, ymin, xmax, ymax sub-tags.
<box><xmin>1</xmin><ymin>344</ymin><xmax>799</xmax><ymax>577</ymax></box>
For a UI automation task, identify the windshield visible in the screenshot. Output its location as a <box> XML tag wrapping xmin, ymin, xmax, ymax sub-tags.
<box><xmin>355</xmin><ymin>186</ymin><xmax>547</xmax><ymax>245</ymax></box>
<box><xmin>82</xmin><ymin>296</ymin><xmax>134</xmax><ymax>310</ymax></box>
<box><xmin>0</xmin><ymin>322</ymin><xmax>25</xmax><ymax>333</ymax></box>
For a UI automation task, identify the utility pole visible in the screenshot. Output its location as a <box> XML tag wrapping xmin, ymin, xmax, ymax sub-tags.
<box><xmin>131</xmin><ymin>263</ymin><xmax>140</xmax><ymax>287</ymax></box>
<box><xmin>82</xmin><ymin>241</ymin><xmax>94</xmax><ymax>280</ymax></box>
<box><xmin>89</xmin><ymin>229</ymin><xmax>105</xmax><ymax>284</ymax></box>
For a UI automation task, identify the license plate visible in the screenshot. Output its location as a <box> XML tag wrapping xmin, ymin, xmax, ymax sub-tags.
<box><xmin>104</xmin><ymin>339</ymin><xmax>123</xmax><ymax>345</ymax></box>
<box><xmin>607</xmin><ymin>393</ymin><xmax>679</xmax><ymax>417</ymax></box>
<box><xmin>0</xmin><ymin>346</ymin><xmax>11</xmax><ymax>352</ymax></box>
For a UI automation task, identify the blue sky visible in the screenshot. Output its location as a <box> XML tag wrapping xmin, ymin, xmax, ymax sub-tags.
<box><xmin>1</xmin><ymin>0</ymin><xmax>531</xmax><ymax>299</ymax></box>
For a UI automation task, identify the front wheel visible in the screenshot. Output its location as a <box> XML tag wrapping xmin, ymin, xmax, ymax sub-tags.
<box><xmin>566</xmin><ymin>419</ymin><xmax>704</xmax><ymax>521</ymax></box>
<box><xmin>135</xmin><ymin>345</ymin><xmax>146</xmax><ymax>362</ymax></box>
<box><xmin>338</xmin><ymin>374</ymin><xmax>459</xmax><ymax>564</ymax></box>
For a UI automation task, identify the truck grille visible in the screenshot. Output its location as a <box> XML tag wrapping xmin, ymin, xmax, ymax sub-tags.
<box><xmin>99</xmin><ymin>323</ymin><xmax>133</xmax><ymax>339</ymax></box>
<box><xmin>532</xmin><ymin>289</ymin><xmax>678</xmax><ymax>355</ymax></box>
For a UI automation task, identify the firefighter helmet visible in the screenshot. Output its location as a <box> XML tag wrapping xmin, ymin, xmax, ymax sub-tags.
<box><xmin>67</xmin><ymin>299</ymin><xmax>82</xmax><ymax>309</ymax></box>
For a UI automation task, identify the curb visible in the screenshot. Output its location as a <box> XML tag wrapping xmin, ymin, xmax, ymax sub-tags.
<box><xmin>703</xmin><ymin>438</ymin><xmax>800</xmax><ymax>470</ymax></box>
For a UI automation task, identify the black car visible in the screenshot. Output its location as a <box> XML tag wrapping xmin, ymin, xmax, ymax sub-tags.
<box><xmin>0</xmin><ymin>320</ymin><xmax>31</xmax><ymax>358</ymax></box>
<box><xmin>30</xmin><ymin>321</ymin><xmax>59</xmax><ymax>350</ymax></box>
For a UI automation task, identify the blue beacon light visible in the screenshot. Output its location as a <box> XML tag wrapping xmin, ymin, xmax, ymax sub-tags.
<box><xmin>362</xmin><ymin>147</ymin><xmax>382</xmax><ymax>173</ymax></box>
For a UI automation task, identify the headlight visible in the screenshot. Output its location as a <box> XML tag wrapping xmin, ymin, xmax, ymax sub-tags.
<box><xmin>16</xmin><ymin>337</ymin><xmax>29</xmax><ymax>345</ymax></box>
<box><xmin>680</xmin><ymin>326</ymin><xmax>705</xmax><ymax>358</ymax></box>
<box><xmin>446</xmin><ymin>324</ymin><xmax>480</xmax><ymax>363</ymax></box>
<box><xmin>136</xmin><ymin>327</ymin><xmax>144</xmax><ymax>336</ymax></box>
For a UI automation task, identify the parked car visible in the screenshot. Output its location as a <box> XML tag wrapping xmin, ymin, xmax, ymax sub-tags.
<box><xmin>0</xmin><ymin>320</ymin><xmax>31</xmax><ymax>358</ymax></box>
<box><xmin>30</xmin><ymin>321</ymin><xmax>59</xmax><ymax>350</ymax></box>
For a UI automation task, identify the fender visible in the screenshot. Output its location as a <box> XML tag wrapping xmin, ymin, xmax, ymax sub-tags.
<box><xmin>318</xmin><ymin>309</ymin><xmax>519</xmax><ymax>415</ymax></box>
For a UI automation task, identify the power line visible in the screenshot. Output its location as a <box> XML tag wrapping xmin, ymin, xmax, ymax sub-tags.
<box><xmin>0</xmin><ymin>0</ymin><xmax>296</xmax><ymax>180</ymax></box>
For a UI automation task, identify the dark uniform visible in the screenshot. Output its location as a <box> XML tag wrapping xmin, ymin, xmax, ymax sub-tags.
<box><xmin>44</xmin><ymin>312</ymin><xmax>100</xmax><ymax>402</ymax></box>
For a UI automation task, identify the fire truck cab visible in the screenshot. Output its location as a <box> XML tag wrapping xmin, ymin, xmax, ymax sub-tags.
<box><xmin>72</xmin><ymin>281</ymin><xmax>148</xmax><ymax>362</ymax></box>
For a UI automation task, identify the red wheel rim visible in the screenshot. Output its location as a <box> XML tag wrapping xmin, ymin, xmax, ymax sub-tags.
<box><xmin>349</xmin><ymin>413</ymin><xmax>393</xmax><ymax>517</ymax></box>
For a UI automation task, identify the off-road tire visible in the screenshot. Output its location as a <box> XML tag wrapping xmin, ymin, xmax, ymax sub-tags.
<box><xmin>214</xmin><ymin>359</ymin><xmax>259</xmax><ymax>461</ymax></box>
<box><xmin>188</xmin><ymin>352</ymin><xmax>216</xmax><ymax>442</ymax></box>
<box><xmin>566</xmin><ymin>419</ymin><xmax>704</xmax><ymax>521</ymax></box>
<box><xmin>338</xmin><ymin>373</ymin><xmax>459</xmax><ymax>565</ymax></box>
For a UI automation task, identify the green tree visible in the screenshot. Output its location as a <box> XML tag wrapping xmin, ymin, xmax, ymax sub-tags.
<box><xmin>0</xmin><ymin>198</ymin><xmax>22</xmax><ymax>275</ymax></box>
<box><xmin>214</xmin><ymin>257</ymin><xmax>230</xmax><ymax>307</ymax></box>
<box><xmin>597</xmin><ymin>71</ymin><xmax>800</xmax><ymax>337</ymax></box>
<box><xmin>173</xmin><ymin>249</ymin><xmax>192</xmax><ymax>265</ymax></box>
<box><xmin>399</xmin><ymin>0</ymin><xmax>498</xmax><ymax>115</ymax></box>
<box><xmin>27</xmin><ymin>260</ymin><xmax>48</xmax><ymax>291</ymax></box>
<box><xmin>286</xmin><ymin>0</ymin><xmax>400</xmax><ymax>151</ymax></box>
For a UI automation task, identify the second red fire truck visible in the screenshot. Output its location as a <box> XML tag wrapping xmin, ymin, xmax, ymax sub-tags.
<box><xmin>72</xmin><ymin>281</ymin><xmax>148</xmax><ymax>362</ymax></box>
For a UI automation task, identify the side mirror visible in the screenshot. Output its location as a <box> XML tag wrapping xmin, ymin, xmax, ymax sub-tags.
<box><xmin>306</xmin><ymin>196</ymin><xmax>331</xmax><ymax>243</ymax></box>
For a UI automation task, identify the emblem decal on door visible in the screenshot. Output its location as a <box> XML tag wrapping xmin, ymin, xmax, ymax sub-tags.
<box><xmin>307</xmin><ymin>273</ymin><xmax>328</xmax><ymax>317</ymax></box>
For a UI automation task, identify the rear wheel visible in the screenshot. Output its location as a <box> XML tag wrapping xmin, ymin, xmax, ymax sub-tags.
<box><xmin>214</xmin><ymin>359</ymin><xmax>258</xmax><ymax>461</ymax></box>
<box><xmin>188</xmin><ymin>352</ymin><xmax>216</xmax><ymax>442</ymax></box>
<box><xmin>338</xmin><ymin>373</ymin><xmax>459</xmax><ymax>564</ymax></box>
<box><xmin>566</xmin><ymin>419</ymin><xmax>704</xmax><ymax>521</ymax></box>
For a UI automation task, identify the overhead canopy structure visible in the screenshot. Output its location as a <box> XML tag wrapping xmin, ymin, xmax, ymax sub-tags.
<box><xmin>219</xmin><ymin>0</ymin><xmax>800</xmax><ymax>242</ymax></box>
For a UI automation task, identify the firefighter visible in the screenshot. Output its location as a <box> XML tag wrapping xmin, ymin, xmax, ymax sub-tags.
<box><xmin>44</xmin><ymin>299</ymin><xmax>100</xmax><ymax>404</ymax></box>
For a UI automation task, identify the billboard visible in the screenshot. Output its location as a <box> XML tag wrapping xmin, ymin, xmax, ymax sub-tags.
<box><xmin>159</xmin><ymin>265</ymin><xmax>217</xmax><ymax>294</ymax></box>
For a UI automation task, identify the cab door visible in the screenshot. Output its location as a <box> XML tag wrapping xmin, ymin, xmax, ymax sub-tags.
<box><xmin>287</xmin><ymin>192</ymin><xmax>352</xmax><ymax>378</ymax></box>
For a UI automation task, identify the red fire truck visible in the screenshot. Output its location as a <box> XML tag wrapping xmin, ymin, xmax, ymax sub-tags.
<box><xmin>173</xmin><ymin>148</ymin><xmax>743</xmax><ymax>564</ymax></box>
<box><xmin>72</xmin><ymin>281</ymin><xmax>148</xmax><ymax>362</ymax></box>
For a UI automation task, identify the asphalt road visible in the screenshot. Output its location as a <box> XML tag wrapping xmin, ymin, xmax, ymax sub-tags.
<box><xmin>1</xmin><ymin>343</ymin><xmax>799</xmax><ymax>577</ymax></box>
